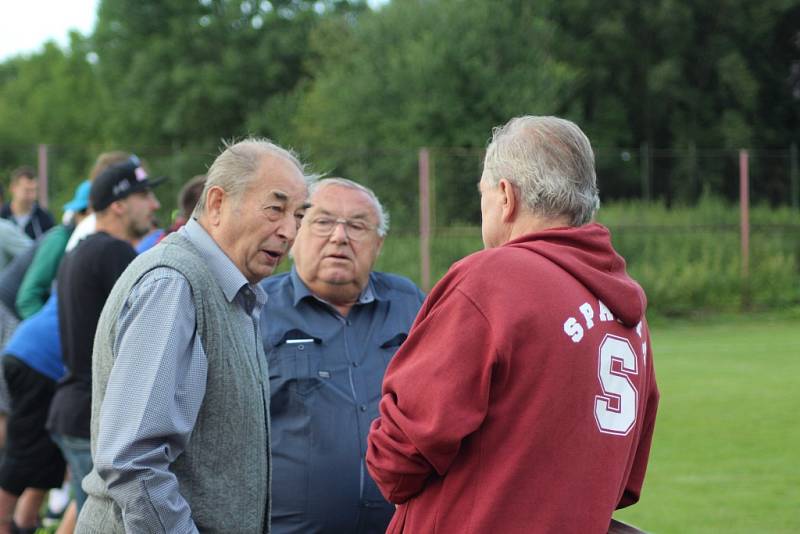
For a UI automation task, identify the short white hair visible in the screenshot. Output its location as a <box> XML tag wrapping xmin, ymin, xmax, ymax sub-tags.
<box><xmin>194</xmin><ymin>137</ymin><xmax>310</xmax><ymax>216</ymax></box>
<box><xmin>310</xmin><ymin>177</ymin><xmax>390</xmax><ymax>237</ymax></box>
<box><xmin>483</xmin><ymin>116</ymin><xmax>600</xmax><ymax>226</ymax></box>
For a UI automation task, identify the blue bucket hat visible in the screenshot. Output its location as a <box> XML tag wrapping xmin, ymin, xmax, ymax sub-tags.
<box><xmin>63</xmin><ymin>180</ymin><xmax>91</xmax><ymax>212</ymax></box>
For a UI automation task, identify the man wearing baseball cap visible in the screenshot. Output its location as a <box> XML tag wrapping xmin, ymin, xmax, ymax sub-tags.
<box><xmin>46</xmin><ymin>157</ymin><xmax>162</xmax><ymax>515</ymax></box>
<box><xmin>0</xmin><ymin>180</ymin><xmax>94</xmax><ymax>534</ymax></box>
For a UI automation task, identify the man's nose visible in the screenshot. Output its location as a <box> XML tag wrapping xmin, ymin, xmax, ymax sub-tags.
<box><xmin>277</xmin><ymin>213</ymin><xmax>298</xmax><ymax>242</ymax></box>
<box><xmin>329</xmin><ymin>221</ymin><xmax>349</xmax><ymax>242</ymax></box>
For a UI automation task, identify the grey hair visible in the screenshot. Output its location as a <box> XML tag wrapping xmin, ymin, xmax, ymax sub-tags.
<box><xmin>483</xmin><ymin>116</ymin><xmax>600</xmax><ymax>226</ymax></box>
<box><xmin>194</xmin><ymin>137</ymin><xmax>310</xmax><ymax>216</ymax></box>
<box><xmin>310</xmin><ymin>177</ymin><xmax>390</xmax><ymax>237</ymax></box>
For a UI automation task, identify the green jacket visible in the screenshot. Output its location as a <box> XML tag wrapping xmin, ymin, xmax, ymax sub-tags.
<box><xmin>16</xmin><ymin>224</ymin><xmax>73</xmax><ymax>319</ymax></box>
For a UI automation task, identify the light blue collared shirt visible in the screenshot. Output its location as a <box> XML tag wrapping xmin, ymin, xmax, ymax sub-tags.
<box><xmin>92</xmin><ymin>218</ymin><xmax>266</xmax><ymax>534</ymax></box>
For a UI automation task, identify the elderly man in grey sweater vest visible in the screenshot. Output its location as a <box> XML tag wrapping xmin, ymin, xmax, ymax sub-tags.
<box><xmin>77</xmin><ymin>139</ymin><xmax>311</xmax><ymax>534</ymax></box>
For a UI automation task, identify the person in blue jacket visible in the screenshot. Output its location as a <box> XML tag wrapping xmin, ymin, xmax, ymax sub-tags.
<box><xmin>0</xmin><ymin>295</ymin><xmax>65</xmax><ymax>534</ymax></box>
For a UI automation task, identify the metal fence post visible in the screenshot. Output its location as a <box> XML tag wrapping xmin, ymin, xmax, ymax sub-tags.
<box><xmin>739</xmin><ymin>149</ymin><xmax>750</xmax><ymax>310</ymax></box>
<box><xmin>37</xmin><ymin>144</ymin><xmax>48</xmax><ymax>208</ymax></box>
<box><xmin>418</xmin><ymin>147</ymin><xmax>431</xmax><ymax>291</ymax></box>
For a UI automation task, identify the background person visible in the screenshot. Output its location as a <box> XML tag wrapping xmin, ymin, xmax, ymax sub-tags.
<box><xmin>0</xmin><ymin>230</ymin><xmax>34</xmax><ymax>340</ymax></box>
<box><xmin>64</xmin><ymin>152</ymin><xmax>131</xmax><ymax>253</ymax></box>
<box><xmin>2</xmin><ymin>155</ymin><xmax>150</xmax><ymax>534</ymax></box>
<box><xmin>367</xmin><ymin>116</ymin><xmax>659</xmax><ymax>533</ymax></box>
<box><xmin>164</xmin><ymin>174</ymin><xmax>207</xmax><ymax>237</ymax></box>
<box><xmin>0</xmin><ymin>167</ymin><xmax>54</xmax><ymax>240</ymax></box>
<box><xmin>14</xmin><ymin>159</ymin><xmax>131</xmax><ymax>533</ymax></box>
<box><xmin>0</xmin><ymin>180</ymin><xmax>92</xmax><ymax>534</ymax></box>
<box><xmin>133</xmin><ymin>217</ymin><xmax>163</xmax><ymax>254</ymax></box>
<box><xmin>46</xmin><ymin>159</ymin><xmax>162</xmax><ymax>515</ymax></box>
<box><xmin>78</xmin><ymin>138</ymin><xmax>310</xmax><ymax>534</ymax></box>
<box><xmin>0</xmin><ymin>295</ymin><xmax>66</xmax><ymax>534</ymax></box>
<box><xmin>0</xmin><ymin>221</ymin><xmax>32</xmax><ymax>455</ymax></box>
<box><xmin>136</xmin><ymin>174</ymin><xmax>207</xmax><ymax>254</ymax></box>
<box><xmin>16</xmin><ymin>180</ymin><xmax>92</xmax><ymax>320</ymax></box>
<box><xmin>261</xmin><ymin>178</ymin><xmax>424</xmax><ymax>534</ymax></box>
<box><xmin>0</xmin><ymin>226</ymin><xmax>37</xmax><ymax>451</ymax></box>
<box><xmin>0</xmin><ymin>174</ymin><xmax>109</xmax><ymax>532</ymax></box>
<box><xmin>0</xmin><ymin>221</ymin><xmax>31</xmax><ymax>275</ymax></box>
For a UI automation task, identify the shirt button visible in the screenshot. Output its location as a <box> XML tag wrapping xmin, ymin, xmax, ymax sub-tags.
<box><xmin>298</xmin><ymin>345</ymin><xmax>305</xmax><ymax>351</ymax></box>
<box><xmin>359</xmin><ymin>405</ymin><xmax>367</xmax><ymax>412</ymax></box>
<box><xmin>352</xmin><ymin>362</ymin><xmax>359</xmax><ymax>367</ymax></box>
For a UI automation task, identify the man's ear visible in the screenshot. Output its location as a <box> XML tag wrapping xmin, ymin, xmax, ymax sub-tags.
<box><xmin>204</xmin><ymin>186</ymin><xmax>226</xmax><ymax>227</ymax></box>
<box><xmin>375</xmin><ymin>236</ymin><xmax>385</xmax><ymax>258</ymax></box>
<box><xmin>498</xmin><ymin>179</ymin><xmax>518</xmax><ymax>223</ymax></box>
<box><xmin>108</xmin><ymin>199</ymin><xmax>127</xmax><ymax>217</ymax></box>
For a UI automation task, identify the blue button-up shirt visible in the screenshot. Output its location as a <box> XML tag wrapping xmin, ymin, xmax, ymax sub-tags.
<box><xmin>260</xmin><ymin>267</ymin><xmax>424</xmax><ymax>534</ymax></box>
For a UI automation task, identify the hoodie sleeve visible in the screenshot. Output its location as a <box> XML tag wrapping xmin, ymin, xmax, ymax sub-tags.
<box><xmin>17</xmin><ymin>226</ymin><xmax>70</xmax><ymax>319</ymax></box>
<box><xmin>617</xmin><ymin>328</ymin><xmax>660</xmax><ymax>508</ymax></box>
<box><xmin>366</xmin><ymin>286</ymin><xmax>495</xmax><ymax>504</ymax></box>
<box><xmin>0</xmin><ymin>220</ymin><xmax>32</xmax><ymax>264</ymax></box>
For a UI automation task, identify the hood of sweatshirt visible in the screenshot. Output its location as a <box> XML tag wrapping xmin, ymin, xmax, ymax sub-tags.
<box><xmin>505</xmin><ymin>223</ymin><xmax>646</xmax><ymax>326</ymax></box>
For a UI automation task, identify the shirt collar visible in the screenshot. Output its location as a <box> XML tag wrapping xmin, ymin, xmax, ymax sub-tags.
<box><xmin>180</xmin><ymin>218</ymin><xmax>265</xmax><ymax>305</ymax></box>
<box><xmin>289</xmin><ymin>265</ymin><xmax>384</xmax><ymax>309</ymax></box>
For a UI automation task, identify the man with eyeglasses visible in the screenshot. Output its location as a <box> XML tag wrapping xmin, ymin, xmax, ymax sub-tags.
<box><xmin>259</xmin><ymin>177</ymin><xmax>425</xmax><ymax>534</ymax></box>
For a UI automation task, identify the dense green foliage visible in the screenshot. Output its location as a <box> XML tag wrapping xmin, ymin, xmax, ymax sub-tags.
<box><xmin>92</xmin><ymin>0</ymin><xmax>366</xmax><ymax>147</ymax></box>
<box><xmin>600</xmin><ymin>198</ymin><xmax>800</xmax><ymax>314</ymax></box>
<box><xmin>362</xmin><ymin>199</ymin><xmax>800</xmax><ymax>315</ymax></box>
<box><xmin>0</xmin><ymin>0</ymin><xmax>797</xmax><ymax>313</ymax></box>
<box><xmin>1</xmin><ymin>0</ymin><xmax>798</xmax><ymax>219</ymax></box>
<box><xmin>2</xmin><ymin>6</ymin><xmax>799</xmax><ymax>525</ymax></box>
<box><xmin>614</xmin><ymin>312</ymin><xmax>800</xmax><ymax>532</ymax></box>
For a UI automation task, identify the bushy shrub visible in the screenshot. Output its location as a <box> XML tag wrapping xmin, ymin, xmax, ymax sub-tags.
<box><xmin>372</xmin><ymin>198</ymin><xmax>799</xmax><ymax>316</ymax></box>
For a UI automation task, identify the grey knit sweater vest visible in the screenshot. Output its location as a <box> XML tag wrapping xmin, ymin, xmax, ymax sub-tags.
<box><xmin>78</xmin><ymin>232</ymin><xmax>271</xmax><ymax>533</ymax></box>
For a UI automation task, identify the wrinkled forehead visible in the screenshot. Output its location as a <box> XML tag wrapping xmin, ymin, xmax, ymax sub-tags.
<box><xmin>250</xmin><ymin>158</ymin><xmax>309</xmax><ymax>203</ymax></box>
<box><xmin>309</xmin><ymin>184</ymin><xmax>378</xmax><ymax>220</ymax></box>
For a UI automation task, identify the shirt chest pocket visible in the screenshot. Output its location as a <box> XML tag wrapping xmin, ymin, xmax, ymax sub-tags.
<box><xmin>378</xmin><ymin>332</ymin><xmax>408</xmax><ymax>366</ymax></box>
<box><xmin>269</xmin><ymin>341</ymin><xmax>325</xmax><ymax>398</ymax></box>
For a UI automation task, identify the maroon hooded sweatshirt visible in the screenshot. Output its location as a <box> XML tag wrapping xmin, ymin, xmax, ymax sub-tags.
<box><xmin>367</xmin><ymin>223</ymin><xmax>659</xmax><ymax>534</ymax></box>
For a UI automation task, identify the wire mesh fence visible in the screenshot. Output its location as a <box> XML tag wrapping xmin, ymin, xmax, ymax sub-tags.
<box><xmin>2</xmin><ymin>143</ymin><xmax>799</xmax><ymax>313</ymax></box>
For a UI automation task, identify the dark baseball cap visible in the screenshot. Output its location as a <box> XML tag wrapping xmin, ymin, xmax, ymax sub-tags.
<box><xmin>89</xmin><ymin>155</ymin><xmax>167</xmax><ymax>212</ymax></box>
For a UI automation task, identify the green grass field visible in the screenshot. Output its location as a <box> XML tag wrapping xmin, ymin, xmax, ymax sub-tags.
<box><xmin>33</xmin><ymin>312</ymin><xmax>797</xmax><ymax>533</ymax></box>
<box><xmin>613</xmin><ymin>311</ymin><xmax>800</xmax><ymax>533</ymax></box>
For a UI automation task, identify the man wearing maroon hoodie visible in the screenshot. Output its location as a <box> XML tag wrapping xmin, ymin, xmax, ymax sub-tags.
<box><xmin>367</xmin><ymin>116</ymin><xmax>659</xmax><ymax>534</ymax></box>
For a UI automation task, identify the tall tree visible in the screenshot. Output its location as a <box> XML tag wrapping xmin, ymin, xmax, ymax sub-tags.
<box><xmin>292</xmin><ymin>0</ymin><xmax>575</xmax><ymax>226</ymax></box>
<box><xmin>0</xmin><ymin>34</ymin><xmax>106</xmax><ymax>208</ymax></box>
<box><xmin>93</xmin><ymin>0</ymin><xmax>365</xmax><ymax>148</ymax></box>
<box><xmin>550</xmin><ymin>0</ymin><xmax>800</xmax><ymax>202</ymax></box>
